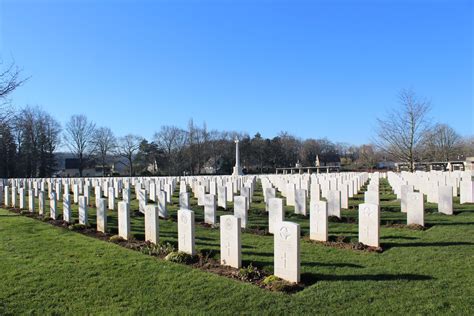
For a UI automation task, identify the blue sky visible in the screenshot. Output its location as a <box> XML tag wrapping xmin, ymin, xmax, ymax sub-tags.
<box><xmin>0</xmin><ymin>0</ymin><xmax>472</xmax><ymax>144</ymax></box>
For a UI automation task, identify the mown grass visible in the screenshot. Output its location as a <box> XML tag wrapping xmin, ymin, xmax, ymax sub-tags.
<box><xmin>0</xmin><ymin>178</ymin><xmax>473</xmax><ymax>314</ymax></box>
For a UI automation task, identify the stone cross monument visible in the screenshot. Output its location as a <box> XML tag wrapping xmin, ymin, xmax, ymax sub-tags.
<box><xmin>232</xmin><ymin>138</ymin><xmax>243</xmax><ymax>176</ymax></box>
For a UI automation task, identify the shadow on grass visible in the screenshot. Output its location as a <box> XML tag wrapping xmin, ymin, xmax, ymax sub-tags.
<box><xmin>302</xmin><ymin>262</ymin><xmax>364</xmax><ymax>268</ymax></box>
<box><xmin>429</xmin><ymin>221</ymin><xmax>474</xmax><ymax>226</ymax></box>
<box><xmin>381</xmin><ymin>236</ymin><xmax>419</xmax><ymax>240</ymax></box>
<box><xmin>242</xmin><ymin>251</ymin><xmax>274</xmax><ymax>257</ymax></box>
<box><xmin>301</xmin><ymin>272</ymin><xmax>433</xmax><ymax>286</ymax></box>
<box><xmin>384</xmin><ymin>241</ymin><xmax>474</xmax><ymax>250</ymax></box>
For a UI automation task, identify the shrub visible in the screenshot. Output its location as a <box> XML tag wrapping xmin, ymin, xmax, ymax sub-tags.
<box><xmin>109</xmin><ymin>235</ymin><xmax>125</xmax><ymax>243</ymax></box>
<box><xmin>164</xmin><ymin>251</ymin><xmax>195</xmax><ymax>264</ymax></box>
<box><xmin>238</xmin><ymin>263</ymin><xmax>263</xmax><ymax>282</ymax></box>
<box><xmin>141</xmin><ymin>241</ymin><xmax>175</xmax><ymax>256</ymax></box>
<box><xmin>262</xmin><ymin>275</ymin><xmax>298</xmax><ymax>292</ymax></box>
<box><xmin>69</xmin><ymin>224</ymin><xmax>87</xmax><ymax>231</ymax></box>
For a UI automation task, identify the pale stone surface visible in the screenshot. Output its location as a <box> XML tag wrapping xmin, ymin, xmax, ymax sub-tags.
<box><xmin>438</xmin><ymin>186</ymin><xmax>453</xmax><ymax>215</ymax></box>
<box><xmin>400</xmin><ymin>185</ymin><xmax>414</xmax><ymax>213</ymax></box>
<box><xmin>95</xmin><ymin>186</ymin><xmax>101</xmax><ymax>206</ymax></box>
<box><xmin>157</xmin><ymin>190</ymin><xmax>168</xmax><ymax>218</ymax></box>
<box><xmin>217</xmin><ymin>185</ymin><xmax>227</xmax><ymax>210</ymax></box>
<box><xmin>310</xmin><ymin>183</ymin><xmax>320</xmax><ymax>201</ymax></box>
<box><xmin>178</xmin><ymin>209</ymin><xmax>195</xmax><ymax>255</ymax></box>
<box><xmin>83</xmin><ymin>185</ymin><xmax>90</xmax><ymax>203</ymax></box>
<box><xmin>78</xmin><ymin>196</ymin><xmax>88</xmax><ymax>225</ymax></box>
<box><xmin>145</xmin><ymin>205</ymin><xmax>159</xmax><ymax>244</ymax></box>
<box><xmin>358</xmin><ymin>203</ymin><xmax>380</xmax><ymax>247</ymax></box>
<box><xmin>11</xmin><ymin>186</ymin><xmax>16</xmax><ymax>207</ymax></box>
<box><xmin>286</xmin><ymin>183</ymin><xmax>296</xmax><ymax>206</ymax></box>
<box><xmin>197</xmin><ymin>185</ymin><xmax>205</xmax><ymax>206</ymax></box>
<box><xmin>294</xmin><ymin>189</ymin><xmax>307</xmax><ymax>215</ymax></box>
<box><xmin>220</xmin><ymin>215</ymin><xmax>241</xmax><ymax>268</ymax></box>
<box><xmin>118</xmin><ymin>201</ymin><xmax>131</xmax><ymax>240</ymax></box>
<box><xmin>138</xmin><ymin>189</ymin><xmax>147</xmax><ymax>213</ymax></box>
<box><xmin>327</xmin><ymin>190</ymin><xmax>341</xmax><ymax>218</ymax></box>
<box><xmin>3</xmin><ymin>186</ymin><xmax>8</xmax><ymax>207</ymax></box>
<box><xmin>108</xmin><ymin>187</ymin><xmax>115</xmax><ymax>210</ymax></box>
<box><xmin>179</xmin><ymin>192</ymin><xmax>190</xmax><ymax>209</ymax></box>
<box><xmin>0</xmin><ymin>186</ymin><xmax>3</xmax><ymax>208</ymax></box>
<box><xmin>407</xmin><ymin>192</ymin><xmax>424</xmax><ymax>226</ymax></box>
<box><xmin>364</xmin><ymin>190</ymin><xmax>379</xmax><ymax>206</ymax></box>
<box><xmin>241</xmin><ymin>186</ymin><xmax>251</xmax><ymax>209</ymax></box>
<box><xmin>274</xmin><ymin>221</ymin><xmax>300</xmax><ymax>283</ymax></box>
<box><xmin>122</xmin><ymin>188</ymin><xmax>130</xmax><ymax>203</ymax></box>
<box><xmin>38</xmin><ymin>191</ymin><xmax>45</xmax><ymax>215</ymax></box>
<box><xmin>460</xmin><ymin>180</ymin><xmax>474</xmax><ymax>204</ymax></box>
<box><xmin>19</xmin><ymin>188</ymin><xmax>25</xmax><ymax>209</ymax></box>
<box><xmin>96</xmin><ymin>198</ymin><xmax>107</xmax><ymax>233</ymax></box>
<box><xmin>310</xmin><ymin>200</ymin><xmax>328</xmax><ymax>242</ymax></box>
<box><xmin>340</xmin><ymin>184</ymin><xmax>349</xmax><ymax>209</ymax></box>
<box><xmin>226</xmin><ymin>182</ymin><xmax>234</xmax><ymax>202</ymax></box>
<box><xmin>233</xmin><ymin>196</ymin><xmax>248</xmax><ymax>228</ymax></box>
<box><xmin>73</xmin><ymin>184</ymin><xmax>79</xmax><ymax>204</ymax></box>
<box><xmin>28</xmin><ymin>189</ymin><xmax>35</xmax><ymax>212</ymax></box>
<box><xmin>50</xmin><ymin>192</ymin><xmax>57</xmax><ymax>219</ymax></box>
<box><xmin>149</xmin><ymin>182</ymin><xmax>156</xmax><ymax>202</ymax></box>
<box><xmin>63</xmin><ymin>194</ymin><xmax>72</xmax><ymax>223</ymax></box>
<box><xmin>268</xmin><ymin>198</ymin><xmax>284</xmax><ymax>234</ymax></box>
<box><xmin>204</xmin><ymin>194</ymin><xmax>216</xmax><ymax>225</ymax></box>
<box><xmin>265</xmin><ymin>187</ymin><xmax>276</xmax><ymax>212</ymax></box>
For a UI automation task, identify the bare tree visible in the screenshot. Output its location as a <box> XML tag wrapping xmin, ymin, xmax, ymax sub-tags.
<box><xmin>94</xmin><ymin>127</ymin><xmax>117</xmax><ymax>176</ymax></box>
<box><xmin>154</xmin><ymin>125</ymin><xmax>187</xmax><ymax>175</ymax></box>
<box><xmin>375</xmin><ymin>89</ymin><xmax>432</xmax><ymax>172</ymax></box>
<box><xmin>63</xmin><ymin>114</ymin><xmax>96</xmax><ymax>177</ymax></box>
<box><xmin>0</xmin><ymin>60</ymin><xmax>27</xmax><ymax>122</ymax></box>
<box><xmin>423</xmin><ymin>123</ymin><xmax>462</xmax><ymax>161</ymax></box>
<box><xmin>116</xmin><ymin>134</ymin><xmax>142</xmax><ymax>176</ymax></box>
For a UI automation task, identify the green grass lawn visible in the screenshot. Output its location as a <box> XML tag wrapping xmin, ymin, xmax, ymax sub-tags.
<box><xmin>1</xmin><ymin>179</ymin><xmax>473</xmax><ymax>314</ymax></box>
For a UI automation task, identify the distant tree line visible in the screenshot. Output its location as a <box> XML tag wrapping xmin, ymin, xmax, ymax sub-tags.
<box><xmin>0</xmin><ymin>62</ymin><xmax>472</xmax><ymax>177</ymax></box>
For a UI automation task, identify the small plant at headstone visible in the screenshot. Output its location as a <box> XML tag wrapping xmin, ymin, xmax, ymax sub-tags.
<box><xmin>69</xmin><ymin>224</ymin><xmax>87</xmax><ymax>231</ymax></box>
<box><xmin>238</xmin><ymin>263</ymin><xmax>263</xmax><ymax>282</ymax></box>
<box><xmin>109</xmin><ymin>235</ymin><xmax>125</xmax><ymax>243</ymax></box>
<box><xmin>140</xmin><ymin>241</ymin><xmax>175</xmax><ymax>256</ymax></box>
<box><xmin>164</xmin><ymin>251</ymin><xmax>195</xmax><ymax>264</ymax></box>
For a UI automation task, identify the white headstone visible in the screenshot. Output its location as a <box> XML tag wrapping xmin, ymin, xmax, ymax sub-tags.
<box><xmin>118</xmin><ymin>201</ymin><xmax>131</xmax><ymax>240</ymax></box>
<box><xmin>204</xmin><ymin>194</ymin><xmax>216</xmax><ymax>225</ymax></box>
<box><xmin>38</xmin><ymin>191</ymin><xmax>45</xmax><ymax>215</ymax></box>
<box><xmin>50</xmin><ymin>192</ymin><xmax>57</xmax><ymax>219</ymax></box>
<box><xmin>358</xmin><ymin>203</ymin><xmax>379</xmax><ymax>247</ymax></box>
<box><xmin>217</xmin><ymin>185</ymin><xmax>227</xmax><ymax>210</ymax></box>
<box><xmin>157</xmin><ymin>190</ymin><xmax>168</xmax><ymax>218</ymax></box>
<box><xmin>220</xmin><ymin>215</ymin><xmax>241</xmax><ymax>268</ymax></box>
<box><xmin>78</xmin><ymin>196</ymin><xmax>88</xmax><ymax>225</ymax></box>
<box><xmin>145</xmin><ymin>205</ymin><xmax>159</xmax><ymax>244</ymax></box>
<box><xmin>400</xmin><ymin>185</ymin><xmax>414</xmax><ymax>213</ymax></box>
<box><xmin>108</xmin><ymin>187</ymin><xmax>115</xmax><ymax>210</ymax></box>
<box><xmin>407</xmin><ymin>192</ymin><xmax>424</xmax><ymax>226</ymax></box>
<box><xmin>294</xmin><ymin>189</ymin><xmax>307</xmax><ymax>215</ymax></box>
<box><xmin>63</xmin><ymin>194</ymin><xmax>72</xmax><ymax>223</ymax></box>
<box><xmin>179</xmin><ymin>192</ymin><xmax>190</xmax><ymax>210</ymax></box>
<box><xmin>310</xmin><ymin>200</ymin><xmax>328</xmax><ymax>242</ymax></box>
<box><xmin>233</xmin><ymin>196</ymin><xmax>248</xmax><ymax>229</ymax></box>
<box><xmin>96</xmin><ymin>198</ymin><xmax>107</xmax><ymax>233</ymax></box>
<box><xmin>438</xmin><ymin>186</ymin><xmax>453</xmax><ymax>215</ymax></box>
<box><xmin>268</xmin><ymin>198</ymin><xmax>284</xmax><ymax>234</ymax></box>
<box><xmin>28</xmin><ymin>189</ymin><xmax>35</xmax><ymax>212</ymax></box>
<box><xmin>178</xmin><ymin>209</ymin><xmax>195</xmax><ymax>255</ymax></box>
<box><xmin>265</xmin><ymin>187</ymin><xmax>276</xmax><ymax>212</ymax></box>
<box><xmin>327</xmin><ymin>190</ymin><xmax>341</xmax><ymax>218</ymax></box>
<box><xmin>274</xmin><ymin>221</ymin><xmax>300</xmax><ymax>283</ymax></box>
